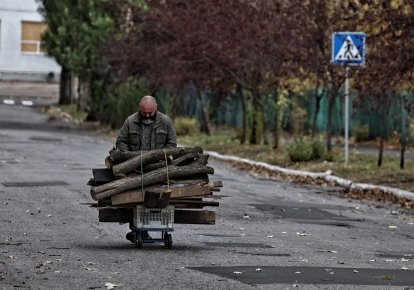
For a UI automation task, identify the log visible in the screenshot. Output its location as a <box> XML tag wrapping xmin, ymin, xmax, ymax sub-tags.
<box><xmin>112</xmin><ymin>146</ymin><xmax>203</xmax><ymax>175</ymax></box>
<box><xmin>92</xmin><ymin>162</ymin><xmax>214</xmax><ymax>200</ymax></box>
<box><xmin>110</xmin><ymin>183</ymin><xmax>213</xmax><ymax>205</ymax></box>
<box><xmin>142</xmin><ymin>152</ymin><xmax>200</xmax><ymax>172</ymax></box>
<box><xmin>109</xmin><ymin>148</ymin><xmax>140</xmax><ymax>163</ymax></box>
<box><xmin>98</xmin><ymin>208</ymin><xmax>215</xmax><ymax>224</ymax></box>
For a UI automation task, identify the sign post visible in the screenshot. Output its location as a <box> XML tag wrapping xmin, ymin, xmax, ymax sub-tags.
<box><xmin>332</xmin><ymin>32</ymin><xmax>365</xmax><ymax>163</ymax></box>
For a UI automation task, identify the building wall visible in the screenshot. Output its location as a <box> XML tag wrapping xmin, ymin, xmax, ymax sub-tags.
<box><xmin>0</xmin><ymin>0</ymin><xmax>61</xmax><ymax>83</ymax></box>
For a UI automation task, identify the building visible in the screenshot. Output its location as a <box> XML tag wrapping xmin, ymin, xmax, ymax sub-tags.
<box><xmin>0</xmin><ymin>0</ymin><xmax>60</xmax><ymax>102</ymax></box>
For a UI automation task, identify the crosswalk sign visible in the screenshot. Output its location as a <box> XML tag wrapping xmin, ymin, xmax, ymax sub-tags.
<box><xmin>332</xmin><ymin>32</ymin><xmax>365</xmax><ymax>66</ymax></box>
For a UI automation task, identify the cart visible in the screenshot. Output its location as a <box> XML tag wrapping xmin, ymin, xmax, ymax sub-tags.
<box><xmin>130</xmin><ymin>205</ymin><xmax>175</xmax><ymax>249</ymax></box>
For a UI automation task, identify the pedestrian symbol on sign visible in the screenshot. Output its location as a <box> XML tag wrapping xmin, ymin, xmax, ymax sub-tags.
<box><xmin>335</xmin><ymin>36</ymin><xmax>361</xmax><ymax>61</ymax></box>
<box><xmin>332</xmin><ymin>32</ymin><xmax>365</xmax><ymax>66</ymax></box>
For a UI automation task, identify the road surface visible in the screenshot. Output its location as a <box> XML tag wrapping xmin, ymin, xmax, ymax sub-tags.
<box><xmin>1</xmin><ymin>103</ymin><xmax>414</xmax><ymax>289</ymax></box>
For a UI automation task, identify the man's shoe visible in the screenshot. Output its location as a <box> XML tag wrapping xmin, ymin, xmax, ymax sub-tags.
<box><xmin>126</xmin><ymin>231</ymin><xmax>136</xmax><ymax>243</ymax></box>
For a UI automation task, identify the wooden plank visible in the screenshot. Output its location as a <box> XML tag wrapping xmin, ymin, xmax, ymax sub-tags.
<box><xmin>170</xmin><ymin>200</ymin><xmax>219</xmax><ymax>207</ymax></box>
<box><xmin>111</xmin><ymin>183</ymin><xmax>211</xmax><ymax>205</ymax></box>
<box><xmin>174</xmin><ymin>210</ymin><xmax>215</xmax><ymax>224</ymax></box>
<box><xmin>97</xmin><ymin>208</ymin><xmax>215</xmax><ymax>224</ymax></box>
<box><xmin>98</xmin><ymin>208</ymin><xmax>132</xmax><ymax>223</ymax></box>
<box><xmin>208</xmin><ymin>180</ymin><xmax>223</xmax><ymax>187</ymax></box>
<box><xmin>143</xmin><ymin>191</ymin><xmax>171</xmax><ymax>208</ymax></box>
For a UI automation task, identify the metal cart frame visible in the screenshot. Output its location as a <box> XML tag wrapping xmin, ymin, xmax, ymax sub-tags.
<box><xmin>130</xmin><ymin>205</ymin><xmax>175</xmax><ymax>249</ymax></box>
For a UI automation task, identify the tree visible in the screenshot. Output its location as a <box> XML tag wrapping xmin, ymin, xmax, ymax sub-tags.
<box><xmin>293</xmin><ymin>0</ymin><xmax>357</xmax><ymax>151</ymax></box>
<box><xmin>105</xmin><ymin>0</ymin><xmax>294</xmax><ymax>141</ymax></box>
<box><xmin>354</xmin><ymin>0</ymin><xmax>414</xmax><ymax>167</ymax></box>
<box><xmin>38</xmin><ymin>0</ymin><xmax>114</xmax><ymax>111</ymax></box>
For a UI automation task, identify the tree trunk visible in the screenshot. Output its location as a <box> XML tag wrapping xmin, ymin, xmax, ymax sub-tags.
<box><xmin>378</xmin><ymin>135</ymin><xmax>384</xmax><ymax>167</ymax></box>
<box><xmin>197</xmin><ymin>89</ymin><xmax>211</xmax><ymax>135</ymax></box>
<box><xmin>312</xmin><ymin>91</ymin><xmax>324</xmax><ymax>137</ymax></box>
<box><xmin>399</xmin><ymin>105</ymin><xmax>409</xmax><ymax>169</ymax></box>
<box><xmin>273</xmin><ymin>91</ymin><xmax>279</xmax><ymax>149</ymax></box>
<box><xmin>77</xmin><ymin>78</ymin><xmax>90</xmax><ymax>112</ymax></box>
<box><xmin>250</xmin><ymin>90</ymin><xmax>263</xmax><ymax>145</ymax></box>
<box><xmin>59</xmin><ymin>66</ymin><xmax>72</xmax><ymax>105</ymax></box>
<box><xmin>326</xmin><ymin>89</ymin><xmax>336</xmax><ymax>152</ymax></box>
<box><xmin>400</xmin><ymin>146</ymin><xmax>405</xmax><ymax>170</ymax></box>
<box><xmin>377</xmin><ymin>120</ymin><xmax>384</xmax><ymax>167</ymax></box>
<box><xmin>236</xmin><ymin>83</ymin><xmax>247</xmax><ymax>145</ymax></box>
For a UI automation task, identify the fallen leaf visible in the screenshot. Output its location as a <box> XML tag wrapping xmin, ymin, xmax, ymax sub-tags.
<box><xmin>373</xmin><ymin>274</ymin><xmax>395</xmax><ymax>280</ymax></box>
<box><xmin>296</xmin><ymin>232</ymin><xmax>307</xmax><ymax>237</ymax></box>
<box><xmin>105</xmin><ymin>282</ymin><xmax>118</xmax><ymax>289</ymax></box>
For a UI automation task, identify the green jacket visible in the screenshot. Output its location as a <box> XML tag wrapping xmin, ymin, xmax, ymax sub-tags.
<box><xmin>115</xmin><ymin>111</ymin><xmax>177</xmax><ymax>151</ymax></box>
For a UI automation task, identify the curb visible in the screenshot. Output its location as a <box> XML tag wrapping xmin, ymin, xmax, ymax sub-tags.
<box><xmin>206</xmin><ymin>150</ymin><xmax>414</xmax><ymax>203</ymax></box>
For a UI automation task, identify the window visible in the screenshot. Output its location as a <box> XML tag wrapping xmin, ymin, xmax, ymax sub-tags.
<box><xmin>21</xmin><ymin>21</ymin><xmax>47</xmax><ymax>54</ymax></box>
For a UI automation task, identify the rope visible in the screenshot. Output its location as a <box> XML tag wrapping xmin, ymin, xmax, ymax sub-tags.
<box><xmin>140</xmin><ymin>150</ymin><xmax>144</xmax><ymax>201</ymax></box>
<box><xmin>163</xmin><ymin>149</ymin><xmax>170</xmax><ymax>191</ymax></box>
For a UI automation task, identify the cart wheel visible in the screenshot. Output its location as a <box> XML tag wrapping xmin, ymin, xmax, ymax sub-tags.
<box><xmin>164</xmin><ymin>233</ymin><xmax>172</xmax><ymax>249</ymax></box>
<box><xmin>135</xmin><ymin>232</ymin><xmax>143</xmax><ymax>248</ymax></box>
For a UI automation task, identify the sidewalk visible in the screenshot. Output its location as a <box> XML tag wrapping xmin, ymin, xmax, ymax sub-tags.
<box><xmin>0</xmin><ymin>80</ymin><xmax>59</xmax><ymax>105</ymax></box>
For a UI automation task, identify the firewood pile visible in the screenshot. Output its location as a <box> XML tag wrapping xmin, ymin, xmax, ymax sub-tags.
<box><xmin>88</xmin><ymin>146</ymin><xmax>223</xmax><ymax>225</ymax></box>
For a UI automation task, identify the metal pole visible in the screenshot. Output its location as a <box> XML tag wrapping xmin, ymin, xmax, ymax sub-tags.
<box><xmin>344</xmin><ymin>66</ymin><xmax>349</xmax><ymax>163</ymax></box>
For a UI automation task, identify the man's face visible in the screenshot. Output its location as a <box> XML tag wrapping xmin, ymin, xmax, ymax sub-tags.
<box><xmin>139</xmin><ymin>102</ymin><xmax>157</xmax><ymax>119</ymax></box>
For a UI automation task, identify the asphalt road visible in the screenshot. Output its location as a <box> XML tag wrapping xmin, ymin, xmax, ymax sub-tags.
<box><xmin>1</xmin><ymin>103</ymin><xmax>414</xmax><ymax>290</ymax></box>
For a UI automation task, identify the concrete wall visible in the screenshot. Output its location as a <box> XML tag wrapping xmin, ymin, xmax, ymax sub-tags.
<box><xmin>0</xmin><ymin>0</ymin><xmax>61</xmax><ymax>82</ymax></box>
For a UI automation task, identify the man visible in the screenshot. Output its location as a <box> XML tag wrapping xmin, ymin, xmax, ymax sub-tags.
<box><xmin>115</xmin><ymin>95</ymin><xmax>177</xmax><ymax>243</ymax></box>
<box><xmin>116</xmin><ymin>95</ymin><xmax>177</xmax><ymax>151</ymax></box>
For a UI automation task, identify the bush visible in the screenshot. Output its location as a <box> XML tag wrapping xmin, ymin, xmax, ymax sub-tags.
<box><xmin>287</xmin><ymin>139</ymin><xmax>313</xmax><ymax>162</ymax></box>
<box><xmin>173</xmin><ymin>117</ymin><xmax>199</xmax><ymax>136</ymax></box>
<box><xmin>311</xmin><ymin>139</ymin><xmax>327</xmax><ymax>160</ymax></box>
<box><xmin>287</xmin><ymin>138</ymin><xmax>327</xmax><ymax>162</ymax></box>
<box><xmin>352</xmin><ymin>123</ymin><xmax>371</xmax><ymax>142</ymax></box>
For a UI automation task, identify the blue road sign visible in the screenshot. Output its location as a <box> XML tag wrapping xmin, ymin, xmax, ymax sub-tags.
<box><xmin>332</xmin><ymin>32</ymin><xmax>365</xmax><ymax>66</ymax></box>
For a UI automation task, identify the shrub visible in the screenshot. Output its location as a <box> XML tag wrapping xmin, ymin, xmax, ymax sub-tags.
<box><xmin>173</xmin><ymin>117</ymin><xmax>199</xmax><ymax>136</ymax></box>
<box><xmin>287</xmin><ymin>139</ymin><xmax>313</xmax><ymax>162</ymax></box>
<box><xmin>287</xmin><ymin>138</ymin><xmax>327</xmax><ymax>162</ymax></box>
<box><xmin>352</xmin><ymin>123</ymin><xmax>371</xmax><ymax>142</ymax></box>
<box><xmin>311</xmin><ymin>139</ymin><xmax>327</xmax><ymax>160</ymax></box>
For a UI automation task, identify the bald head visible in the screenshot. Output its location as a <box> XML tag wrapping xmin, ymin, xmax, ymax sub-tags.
<box><xmin>139</xmin><ymin>95</ymin><xmax>157</xmax><ymax>119</ymax></box>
